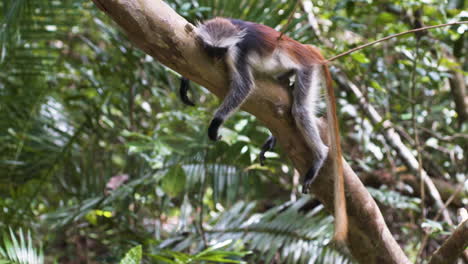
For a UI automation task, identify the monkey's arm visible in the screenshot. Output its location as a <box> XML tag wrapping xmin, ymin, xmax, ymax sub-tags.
<box><xmin>179</xmin><ymin>77</ymin><xmax>276</xmax><ymax>164</ymax></box>
<box><xmin>208</xmin><ymin>54</ymin><xmax>254</xmax><ymax>141</ymax></box>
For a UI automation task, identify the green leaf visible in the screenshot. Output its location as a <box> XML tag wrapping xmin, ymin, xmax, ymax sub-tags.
<box><xmin>351</xmin><ymin>52</ymin><xmax>370</xmax><ymax>64</ymax></box>
<box><xmin>119</xmin><ymin>245</ymin><xmax>142</xmax><ymax>264</ymax></box>
<box><xmin>421</xmin><ymin>220</ymin><xmax>444</xmax><ymax>233</ymax></box>
<box><xmin>370</xmin><ymin>80</ymin><xmax>385</xmax><ymax>93</ymax></box>
<box><xmin>149</xmin><ymin>254</ymin><xmax>178</xmax><ymax>264</ymax></box>
<box><xmin>161</xmin><ymin>165</ymin><xmax>186</xmax><ymax>196</ymax></box>
<box><xmin>197</xmin><ymin>256</ymin><xmax>245</xmax><ymax>263</ymax></box>
<box><xmin>376</xmin><ymin>12</ymin><xmax>396</xmax><ymax>24</ymax></box>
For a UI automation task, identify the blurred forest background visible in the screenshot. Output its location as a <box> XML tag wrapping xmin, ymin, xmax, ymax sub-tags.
<box><xmin>0</xmin><ymin>0</ymin><xmax>466</xmax><ymax>263</ymax></box>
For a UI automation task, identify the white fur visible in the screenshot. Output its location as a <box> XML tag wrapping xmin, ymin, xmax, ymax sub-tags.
<box><xmin>196</xmin><ymin>26</ymin><xmax>245</xmax><ymax>48</ymax></box>
<box><xmin>306</xmin><ymin>66</ymin><xmax>323</xmax><ymax>114</ymax></box>
<box><xmin>248</xmin><ymin>49</ymin><xmax>300</xmax><ymax>76</ymax></box>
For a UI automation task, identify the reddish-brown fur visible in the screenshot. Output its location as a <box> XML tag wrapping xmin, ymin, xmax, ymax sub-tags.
<box><xmin>252</xmin><ymin>23</ymin><xmax>324</xmax><ymax>65</ymax></box>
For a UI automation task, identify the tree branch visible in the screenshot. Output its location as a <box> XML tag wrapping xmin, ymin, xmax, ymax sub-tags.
<box><xmin>326</xmin><ymin>21</ymin><xmax>468</xmax><ymax>62</ymax></box>
<box><xmin>89</xmin><ymin>1</ymin><xmax>410</xmax><ymax>263</ymax></box>
<box><xmin>428</xmin><ymin>209</ymin><xmax>468</xmax><ymax>264</ymax></box>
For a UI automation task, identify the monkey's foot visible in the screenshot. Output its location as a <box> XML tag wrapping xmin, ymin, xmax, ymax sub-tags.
<box><xmin>208</xmin><ymin>117</ymin><xmax>223</xmax><ymax>141</ymax></box>
<box><xmin>301</xmin><ymin>156</ymin><xmax>326</xmax><ymax>194</ymax></box>
<box><xmin>302</xmin><ymin>146</ymin><xmax>328</xmax><ymax>193</ymax></box>
<box><xmin>302</xmin><ymin>166</ymin><xmax>320</xmax><ymax>194</ymax></box>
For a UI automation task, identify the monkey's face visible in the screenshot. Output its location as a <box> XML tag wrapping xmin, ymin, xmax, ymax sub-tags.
<box><xmin>204</xmin><ymin>44</ymin><xmax>228</xmax><ymax>59</ymax></box>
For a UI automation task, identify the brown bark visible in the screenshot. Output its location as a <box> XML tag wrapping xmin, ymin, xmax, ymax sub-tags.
<box><xmin>428</xmin><ymin>218</ymin><xmax>468</xmax><ymax>264</ymax></box>
<box><xmin>89</xmin><ymin>1</ymin><xmax>411</xmax><ymax>263</ymax></box>
<box><xmin>448</xmin><ymin>69</ymin><xmax>468</xmax><ymax>127</ymax></box>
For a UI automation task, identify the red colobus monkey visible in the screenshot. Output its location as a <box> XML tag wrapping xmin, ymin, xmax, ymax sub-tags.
<box><xmin>190</xmin><ymin>17</ymin><xmax>347</xmax><ymax>241</ymax></box>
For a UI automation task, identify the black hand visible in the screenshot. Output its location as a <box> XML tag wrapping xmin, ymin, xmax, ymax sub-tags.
<box><xmin>208</xmin><ymin>117</ymin><xmax>223</xmax><ymax>141</ymax></box>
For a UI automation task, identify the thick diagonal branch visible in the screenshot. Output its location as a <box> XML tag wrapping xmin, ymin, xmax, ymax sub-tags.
<box><xmin>90</xmin><ymin>1</ymin><xmax>410</xmax><ymax>263</ymax></box>
<box><xmin>428</xmin><ymin>210</ymin><xmax>468</xmax><ymax>264</ymax></box>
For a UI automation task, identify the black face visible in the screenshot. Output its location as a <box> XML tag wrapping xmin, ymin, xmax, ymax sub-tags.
<box><xmin>204</xmin><ymin>44</ymin><xmax>228</xmax><ymax>59</ymax></box>
<box><xmin>195</xmin><ymin>36</ymin><xmax>228</xmax><ymax>59</ymax></box>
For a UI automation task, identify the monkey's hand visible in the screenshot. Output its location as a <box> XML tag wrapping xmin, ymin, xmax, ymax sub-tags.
<box><xmin>259</xmin><ymin>135</ymin><xmax>276</xmax><ymax>166</ymax></box>
<box><xmin>180</xmin><ymin>77</ymin><xmax>196</xmax><ymax>106</ymax></box>
<box><xmin>208</xmin><ymin>117</ymin><xmax>223</xmax><ymax>141</ymax></box>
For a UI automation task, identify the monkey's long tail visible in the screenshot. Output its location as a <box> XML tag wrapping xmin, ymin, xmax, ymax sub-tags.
<box><xmin>322</xmin><ymin>65</ymin><xmax>348</xmax><ymax>243</ymax></box>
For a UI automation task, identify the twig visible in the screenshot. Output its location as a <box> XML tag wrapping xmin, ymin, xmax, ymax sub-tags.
<box><xmin>410</xmin><ymin>39</ymin><xmax>429</xmax><ymax>264</ymax></box>
<box><xmin>418</xmin><ymin>126</ymin><xmax>468</xmax><ymax>142</ymax></box>
<box><xmin>326</xmin><ymin>21</ymin><xmax>468</xmax><ymax>62</ymax></box>
<box><xmin>301</xmin><ymin>0</ymin><xmax>334</xmax><ymax>48</ymax></box>
<box><xmin>278</xmin><ymin>0</ymin><xmax>301</xmax><ymax>40</ymax></box>
<box><xmin>434</xmin><ymin>184</ymin><xmax>464</xmax><ymax>223</ymax></box>
<box><xmin>411</xmin><ymin>39</ymin><xmax>425</xmax><ymax>219</ymax></box>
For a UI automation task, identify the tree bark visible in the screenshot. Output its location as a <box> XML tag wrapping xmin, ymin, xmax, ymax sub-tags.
<box><xmin>448</xmin><ymin>69</ymin><xmax>468</xmax><ymax>128</ymax></box>
<box><xmin>428</xmin><ymin>216</ymin><xmax>468</xmax><ymax>264</ymax></box>
<box><xmin>90</xmin><ymin>1</ymin><xmax>411</xmax><ymax>263</ymax></box>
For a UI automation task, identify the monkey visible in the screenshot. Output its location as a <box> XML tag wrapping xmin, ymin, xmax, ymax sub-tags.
<box><xmin>189</xmin><ymin>17</ymin><xmax>347</xmax><ymax>241</ymax></box>
<box><xmin>179</xmin><ymin>76</ymin><xmax>277</xmax><ymax>165</ymax></box>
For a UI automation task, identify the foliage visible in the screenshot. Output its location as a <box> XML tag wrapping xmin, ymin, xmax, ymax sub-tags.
<box><xmin>156</xmin><ymin>198</ymin><xmax>352</xmax><ymax>264</ymax></box>
<box><xmin>120</xmin><ymin>245</ymin><xmax>142</xmax><ymax>264</ymax></box>
<box><xmin>367</xmin><ymin>186</ymin><xmax>421</xmax><ymax>211</ymax></box>
<box><xmin>0</xmin><ymin>228</ymin><xmax>44</xmax><ymax>264</ymax></box>
<box><xmin>151</xmin><ymin>240</ymin><xmax>250</xmax><ymax>264</ymax></box>
<box><xmin>0</xmin><ymin>0</ymin><xmax>466</xmax><ymax>263</ymax></box>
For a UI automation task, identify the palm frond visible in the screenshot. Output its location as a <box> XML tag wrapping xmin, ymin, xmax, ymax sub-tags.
<box><xmin>119</xmin><ymin>245</ymin><xmax>142</xmax><ymax>264</ymax></box>
<box><xmin>151</xmin><ymin>240</ymin><xmax>250</xmax><ymax>264</ymax></box>
<box><xmin>368</xmin><ymin>186</ymin><xmax>421</xmax><ymax>212</ymax></box>
<box><xmin>159</xmin><ymin>197</ymin><xmax>354</xmax><ymax>264</ymax></box>
<box><xmin>0</xmin><ymin>228</ymin><xmax>44</xmax><ymax>264</ymax></box>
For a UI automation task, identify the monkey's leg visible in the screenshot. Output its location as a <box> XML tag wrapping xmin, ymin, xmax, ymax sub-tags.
<box><xmin>259</xmin><ymin>135</ymin><xmax>276</xmax><ymax>166</ymax></box>
<box><xmin>180</xmin><ymin>77</ymin><xmax>195</xmax><ymax>106</ymax></box>
<box><xmin>292</xmin><ymin>66</ymin><xmax>328</xmax><ymax>193</ymax></box>
<box><xmin>208</xmin><ymin>55</ymin><xmax>253</xmax><ymax>141</ymax></box>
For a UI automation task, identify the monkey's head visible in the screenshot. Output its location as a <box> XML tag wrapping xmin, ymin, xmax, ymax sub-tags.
<box><xmin>195</xmin><ymin>17</ymin><xmax>244</xmax><ymax>59</ymax></box>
